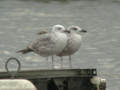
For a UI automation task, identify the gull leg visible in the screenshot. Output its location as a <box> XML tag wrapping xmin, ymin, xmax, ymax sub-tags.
<box><xmin>46</xmin><ymin>57</ymin><xmax>49</xmax><ymax>68</ymax></box>
<box><xmin>52</xmin><ymin>56</ymin><xmax>54</xmax><ymax>69</ymax></box>
<box><xmin>69</xmin><ymin>55</ymin><xmax>72</xmax><ymax>68</ymax></box>
<box><xmin>60</xmin><ymin>57</ymin><xmax>63</xmax><ymax>68</ymax></box>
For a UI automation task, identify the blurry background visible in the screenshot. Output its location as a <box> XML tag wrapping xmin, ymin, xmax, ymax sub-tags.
<box><xmin>0</xmin><ymin>0</ymin><xmax>120</xmax><ymax>90</ymax></box>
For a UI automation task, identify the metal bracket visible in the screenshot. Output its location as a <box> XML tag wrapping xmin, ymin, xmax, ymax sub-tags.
<box><xmin>5</xmin><ymin>57</ymin><xmax>21</xmax><ymax>79</ymax></box>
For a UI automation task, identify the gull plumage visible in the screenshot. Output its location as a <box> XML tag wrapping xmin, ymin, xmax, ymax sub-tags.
<box><xmin>57</xmin><ymin>25</ymin><xmax>87</xmax><ymax>68</ymax></box>
<box><xmin>17</xmin><ymin>25</ymin><xmax>68</xmax><ymax>68</ymax></box>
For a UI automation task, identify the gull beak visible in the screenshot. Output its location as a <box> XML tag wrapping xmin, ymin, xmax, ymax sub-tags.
<box><xmin>64</xmin><ymin>30</ymin><xmax>70</xmax><ymax>33</ymax></box>
<box><xmin>37</xmin><ymin>31</ymin><xmax>47</xmax><ymax>35</ymax></box>
<box><xmin>80</xmin><ymin>29</ymin><xmax>87</xmax><ymax>33</ymax></box>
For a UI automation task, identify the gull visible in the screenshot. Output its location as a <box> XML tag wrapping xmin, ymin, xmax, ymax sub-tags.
<box><xmin>17</xmin><ymin>25</ymin><xmax>68</xmax><ymax>68</ymax></box>
<box><xmin>57</xmin><ymin>25</ymin><xmax>87</xmax><ymax>68</ymax></box>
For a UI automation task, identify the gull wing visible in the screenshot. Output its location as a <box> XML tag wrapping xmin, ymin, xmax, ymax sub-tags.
<box><xmin>29</xmin><ymin>34</ymin><xmax>54</xmax><ymax>51</ymax></box>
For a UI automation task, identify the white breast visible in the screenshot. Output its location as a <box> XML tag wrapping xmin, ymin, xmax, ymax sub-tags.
<box><xmin>51</xmin><ymin>32</ymin><xmax>68</xmax><ymax>55</ymax></box>
<box><xmin>57</xmin><ymin>33</ymin><xmax>82</xmax><ymax>56</ymax></box>
<box><xmin>69</xmin><ymin>33</ymin><xmax>82</xmax><ymax>54</ymax></box>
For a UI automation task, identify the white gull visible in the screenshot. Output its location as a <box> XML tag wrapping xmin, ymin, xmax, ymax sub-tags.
<box><xmin>17</xmin><ymin>25</ymin><xmax>68</xmax><ymax>68</ymax></box>
<box><xmin>57</xmin><ymin>25</ymin><xmax>87</xmax><ymax>68</ymax></box>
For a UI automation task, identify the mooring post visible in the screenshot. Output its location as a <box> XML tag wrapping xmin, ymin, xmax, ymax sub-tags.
<box><xmin>99</xmin><ymin>78</ymin><xmax>106</xmax><ymax>90</ymax></box>
<box><xmin>90</xmin><ymin>76</ymin><xmax>106</xmax><ymax>90</ymax></box>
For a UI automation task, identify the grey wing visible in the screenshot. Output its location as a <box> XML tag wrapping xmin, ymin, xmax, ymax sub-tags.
<box><xmin>28</xmin><ymin>34</ymin><xmax>53</xmax><ymax>51</ymax></box>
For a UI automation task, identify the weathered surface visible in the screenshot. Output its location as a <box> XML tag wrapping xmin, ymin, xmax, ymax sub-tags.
<box><xmin>0</xmin><ymin>69</ymin><xmax>99</xmax><ymax>90</ymax></box>
<box><xmin>0</xmin><ymin>69</ymin><xmax>97</xmax><ymax>79</ymax></box>
<box><xmin>0</xmin><ymin>79</ymin><xmax>37</xmax><ymax>90</ymax></box>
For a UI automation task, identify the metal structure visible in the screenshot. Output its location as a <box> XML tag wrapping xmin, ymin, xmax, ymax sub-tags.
<box><xmin>0</xmin><ymin>57</ymin><xmax>106</xmax><ymax>90</ymax></box>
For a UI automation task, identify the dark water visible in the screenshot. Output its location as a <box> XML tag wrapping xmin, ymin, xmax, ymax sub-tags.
<box><xmin>0</xmin><ymin>0</ymin><xmax>120</xmax><ymax>89</ymax></box>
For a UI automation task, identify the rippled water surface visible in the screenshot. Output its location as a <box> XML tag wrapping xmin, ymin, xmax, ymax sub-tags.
<box><xmin>0</xmin><ymin>0</ymin><xmax>120</xmax><ymax>89</ymax></box>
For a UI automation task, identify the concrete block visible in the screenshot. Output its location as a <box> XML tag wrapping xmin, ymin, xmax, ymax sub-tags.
<box><xmin>0</xmin><ymin>79</ymin><xmax>37</xmax><ymax>90</ymax></box>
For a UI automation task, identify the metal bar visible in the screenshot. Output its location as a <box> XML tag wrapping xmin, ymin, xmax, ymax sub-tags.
<box><xmin>0</xmin><ymin>69</ymin><xmax>97</xmax><ymax>79</ymax></box>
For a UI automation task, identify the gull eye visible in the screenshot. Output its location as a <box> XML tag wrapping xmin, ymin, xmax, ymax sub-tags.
<box><xmin>57</xmin><ymin>27</ymin><xmax>62</xmax><ymax>30</ymax></box>
<box><xmin>72</xmin><ymin>27</ymin><xmax>78</xmax><ymax>31</ymax></box>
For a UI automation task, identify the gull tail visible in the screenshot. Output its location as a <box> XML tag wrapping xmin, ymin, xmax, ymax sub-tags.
<box><xmin>17</xmin><ymin>48</ymin><xmax>33</xmax><ymax>54</ymax></box>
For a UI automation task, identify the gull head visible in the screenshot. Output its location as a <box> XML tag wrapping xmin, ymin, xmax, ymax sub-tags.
<box><xmin>67</xmin><ymin>25</ymin><xmax>87</xmax><ymax>34</ymax></box>
<box><xmin>52</xmin><ymin>24</ymin><xmax>66</xmax><ymax>33</ymax></box>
